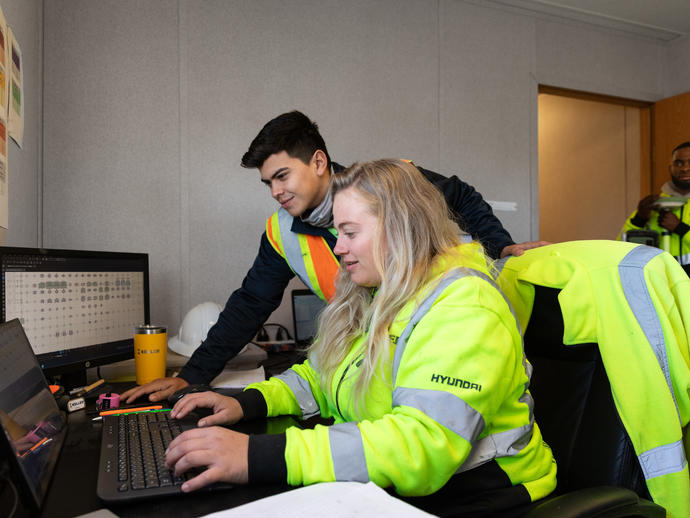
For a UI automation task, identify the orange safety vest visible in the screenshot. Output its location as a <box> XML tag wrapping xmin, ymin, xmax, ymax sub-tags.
<box><xmin>265</xmin><ymin>209</ymin><xmax>339</xmax><ymax>302</ymax></box>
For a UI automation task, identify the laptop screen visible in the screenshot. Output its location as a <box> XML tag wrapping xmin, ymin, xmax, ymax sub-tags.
<box><xmin>0</xmin><ymin>319</ymin><xmax>67</xmax><ymax>511</ymax></box>
<box><xmin>291</xmin><ymin>290</ymin><xmax>326</xmax><ymax>345</ymax></box>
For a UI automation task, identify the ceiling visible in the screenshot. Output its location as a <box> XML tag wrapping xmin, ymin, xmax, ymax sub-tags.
<box><xmin>486</xmin><ymin>0</ymin><xmax>690</xmax><ymax>41</ymax></box>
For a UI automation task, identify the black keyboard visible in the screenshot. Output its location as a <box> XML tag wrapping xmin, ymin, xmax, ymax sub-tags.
<box><xmin>119</xmin><ymin>411</ymin><xmax>192</xmax><ymax>491</ymax></box>
<box><xmin>97</xmin><ymin>410</ymin><xmax>212</xmax><ymax>502</ymax></box>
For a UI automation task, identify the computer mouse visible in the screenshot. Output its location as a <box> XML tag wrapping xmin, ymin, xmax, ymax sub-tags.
<box><xmin>167</xmin><ymin>384</ymin><xmax>211</xmax><ymax>406</ymax></box>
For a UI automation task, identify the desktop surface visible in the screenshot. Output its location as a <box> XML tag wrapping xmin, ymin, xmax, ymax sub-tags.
<box><xmin>10</xmin><ymin>382</ymin><xmax>299</xmax><ymax>518</ymax></box>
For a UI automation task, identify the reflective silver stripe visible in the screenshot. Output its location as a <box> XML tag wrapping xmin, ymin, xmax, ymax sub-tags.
<box><xmin>677</xmin><ymin>252</ymin><xmax>690</xmax><ymax>265</ymax></box>
<box><xmin>618</xmin><ymin>246</ymin><xmax>679</xmax><ymax>419</ymax></box>
<box><xmin>638</xmin><ymin>440</ymin><xmax>688</xmax><ymax>479</ymax></box>
<box><xmin>619</xmin><ymin>245</ymin><xmax>688</xmax><ymax>479</ymax></box>
<box><xmin>275</xmin><ymin>369</ymin><xmax>320</xmax><ymax>419</ymax></box>
<box><xmin>277</xmin><ymin>208</ymin><xmax>314</xmax><ymax>292</ymax></box>
<box><xmin>392</xmin><ymin>386</ymin><xmax>484</xmax><ymax>442</ymax></box>
<box><xmin>493</xmin><ymin>256</ymin><xmax>510</xmax><ymax>276</ymax></box>
<box><xmin>390</xmin><ymin>267</ymin><xmax>535</xmax><ymax>472</ymax></box>
<box><xmin>457</xmin><ymin>420</ymin><xmax>535</xmax><ymax>473</ymax></box>
<box><xmin>329</xmin><ymin>422</ymin><xmax>369</xmax><ymax>482</ymax></box>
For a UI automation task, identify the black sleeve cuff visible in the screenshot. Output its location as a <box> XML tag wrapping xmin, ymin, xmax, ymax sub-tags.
<box><xmin>674</xmin><ymin>222</ymin><xmax>690</xmax><ymax>237</ymax></box>
<box><xmin>247</xmin><ymin>433</ymin><xmax>287</xmax><ymax>483</ymax></box>
<box><xmin>176</xmin><ymin>368</ymin><xmax>209</xmax><ymax>385</ymax></box>
<box><xmin>233</xmin><ymin>388</ymin><xmax>268</xmax><ymax>421</ymax></box>
<box><xmin>630</xmin><ymin>214</ymin><xmax>648</xmax><ymax>228</ymax></box>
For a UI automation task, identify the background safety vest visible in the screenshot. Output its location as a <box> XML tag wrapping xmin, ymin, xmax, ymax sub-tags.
<box><xmin>619</xmin><ymin>193</ymin><xmax>690</xmax><ymax>267</ymax></box>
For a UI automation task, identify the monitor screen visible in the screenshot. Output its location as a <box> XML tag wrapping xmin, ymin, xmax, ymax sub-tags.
<box><xmin>291</xmin><ymin>289</ymin><xmax>326</xmax><ymax>345</ymax></box>
<box><xmin>0</xmin><ymin>247</ymin><xmax>149</xmax><ymax>384</ymax></box>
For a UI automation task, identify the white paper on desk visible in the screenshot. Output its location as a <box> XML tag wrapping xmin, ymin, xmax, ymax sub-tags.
<box><xmin>225</xmin><ymin>343</ymin><xmax>267</xmax><ymax>370</ymax></box>
<box><xmin>210</xmin><ymin>365</ymin><xmax>265</xmax><ymax>388</ymax></box>
<box><xmin>201</xmin><ymin>481</ymin><xmax>438</xmax><ymax>517</ymax></box>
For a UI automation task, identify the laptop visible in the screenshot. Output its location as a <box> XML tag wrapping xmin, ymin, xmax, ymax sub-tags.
<box><xmin>291</xmin><ymin>289</ymin><xmax>326</xmax><ymax>347</ymax></box>
<box><xmin>0</xmin><ymin>319</ymin><xmax>68</xmax><ymax>513</ymax></box>
<box><xmin>0</xmin><ymin>317</ymin><xmax>224</xmax><ymax>507</ymax></box>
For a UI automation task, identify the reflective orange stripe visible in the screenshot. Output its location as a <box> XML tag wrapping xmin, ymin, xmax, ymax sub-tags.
<box><xmin>265</xmin><ymin>216</ymin><xmax>282</xmax><ymax>255</ymax></box>
<box><xmin>306</xmin><ymin>234</ymin><xmax>338</xmax><ymax>301</ymax></box>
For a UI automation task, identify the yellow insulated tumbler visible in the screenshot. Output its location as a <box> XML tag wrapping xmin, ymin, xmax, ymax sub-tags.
<box><xmin>134</xmin><ymin>324</ymin><xmax>167</xmax><ymax>385</ymax></box>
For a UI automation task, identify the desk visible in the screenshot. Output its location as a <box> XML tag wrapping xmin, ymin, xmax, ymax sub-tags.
<box><xmin>5</xmin><ymin>381</ymin><xmax>303</xmax><ymax>518</ymax></box>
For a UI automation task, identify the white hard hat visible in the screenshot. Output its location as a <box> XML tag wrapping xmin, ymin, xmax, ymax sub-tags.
<box><xmin>168</xmin><ymin>301</ymin><xmax>223</xmax><ymax>357</ymax></box>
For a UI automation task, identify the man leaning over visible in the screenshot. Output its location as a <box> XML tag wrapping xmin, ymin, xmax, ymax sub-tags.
<box><xmin>123</xmin><ymin>111</ymin><xmax>547</xmax><ymax>403</ymax></box>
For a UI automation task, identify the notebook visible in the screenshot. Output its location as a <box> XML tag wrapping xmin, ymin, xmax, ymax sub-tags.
<box><xmin>0</xmin><ymin>318</ymin><xmax>68</xmax><ymax>513</ymax></box>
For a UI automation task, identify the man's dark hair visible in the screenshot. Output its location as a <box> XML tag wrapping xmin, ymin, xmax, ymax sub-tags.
<box><xmin>241</xmin><ymin>111</ymin><xmax>331</xmax><ymax>170</ymax></box>
<box><xmin>672</xmin><ymin>142</ymin><xmax>690</xmax><ymax>154</ymax></box>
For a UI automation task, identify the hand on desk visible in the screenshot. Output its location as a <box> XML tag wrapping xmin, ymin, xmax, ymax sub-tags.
<box><xmin>120</xmin><ymin>376</ymin><xmax>189</xmax><ymax>404</ymax></box>
<box><xmin>166</xmin><ymin>392</ymin><xmax>248</xmax><ymax>491</ymax></box>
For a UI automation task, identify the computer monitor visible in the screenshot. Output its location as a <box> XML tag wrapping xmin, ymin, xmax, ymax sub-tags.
<box><xmin>291</xmin><ymin>289</ymin><xmax>326</xmax><ymax>346</ymax></box>
<box><xmin>0</xmin><ymin>246</ymin><xmax>149</xmax><ymax>388</ymax></box>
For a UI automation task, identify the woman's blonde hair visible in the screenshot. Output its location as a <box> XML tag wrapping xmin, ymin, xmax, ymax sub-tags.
<box><xmin>309</xmin><ymin>159</ymin><xmax>468</xmax><ymax>405</ymax></box>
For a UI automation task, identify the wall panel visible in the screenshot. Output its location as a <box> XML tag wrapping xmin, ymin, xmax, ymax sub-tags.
<box><xmin>43</xmin><ymin>1</ymin><xmax>181</xmax><ymax>329</ymax></box>
<box><xmin>41</xmin><ymin>0</ymin><xmax>675</xmax><ymax>335</ymax></box>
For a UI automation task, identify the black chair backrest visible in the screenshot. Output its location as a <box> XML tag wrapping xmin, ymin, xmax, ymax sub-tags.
<box><xmin>523</xmin><ymin>285</ymin><xmax>649</xmax><ymax>498</ymax></box>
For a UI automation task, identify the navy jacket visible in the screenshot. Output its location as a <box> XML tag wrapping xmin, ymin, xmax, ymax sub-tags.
<box><xmin>178</xmin><ymin>163</ymin><xmax>514</xmax><ymax>384</ymax></box>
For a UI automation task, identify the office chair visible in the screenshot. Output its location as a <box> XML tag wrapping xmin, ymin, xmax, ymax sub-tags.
<box><xmin>519</xmin><ymin>285</ymin><xmax>665</xmax><ymax>518</ymax></box>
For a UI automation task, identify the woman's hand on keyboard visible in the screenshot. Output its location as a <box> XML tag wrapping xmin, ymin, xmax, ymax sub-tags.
<box><xmin>169</xmin><ymin>391</ymin><xmax>243</xmax><ymax>426</ymax></box>
<box><xmin>165</xmin><ymin>426</ymin><xmax>249</xmax><ymax>490</ymax></box>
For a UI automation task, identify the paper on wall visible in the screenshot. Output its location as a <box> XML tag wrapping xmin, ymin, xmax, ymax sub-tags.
<box><xmin>7</xmin><ymin>26</ymin><xmax>22</xmax><ymax>148</ymax></box>
<box><xmin>0</xmin><ymin>118</ymin><xmax>8</xmax><ymax>228</ymax></box>
<box><xmin>0</xmin><ymin>8</ymin><xmax>9</xmax><ymax>228</ymax></box>
<box><xmin>0</xmin><ymin>7</ymin><xmax>9</xmax><ymax>116</ymax></box>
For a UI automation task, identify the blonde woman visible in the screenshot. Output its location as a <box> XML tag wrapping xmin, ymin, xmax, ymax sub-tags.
<box><xmin>166</xmin><ymin>159</ymin><xmax>556</xmax><ymax>516</ymax></box>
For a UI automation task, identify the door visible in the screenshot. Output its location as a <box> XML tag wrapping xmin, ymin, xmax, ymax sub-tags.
<box><xmin>538</xmin><ymin>88</ymin><xmax>650</xmax><ymax>242</ymax></box>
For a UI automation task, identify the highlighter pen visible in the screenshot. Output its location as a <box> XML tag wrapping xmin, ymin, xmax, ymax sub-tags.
<box><xmin>98</xmin><ymin>405</ymin><xmax>164</xmax><ymax>417</ymax></box>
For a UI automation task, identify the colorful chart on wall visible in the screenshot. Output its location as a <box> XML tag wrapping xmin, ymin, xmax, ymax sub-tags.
<box><xmin>7</xmin><ymin>26</ymin><xmax>22</xmax><ymax>149</ymax></box>
<box><xmin>0</xmin><ymin>7</ymin><xmax>8</xmax><ymax>116</ymax></box>
<box><xmin>0</xmin><ymin>8</ymin><xmax>8</xmax><ymax>229</ymax></box>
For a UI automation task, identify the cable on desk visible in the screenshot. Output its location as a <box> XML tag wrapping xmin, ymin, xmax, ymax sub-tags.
<box><xmin>259</xmin><ymin>323</ymin><xmax>293</xmax><ymax>342</ymax></box>
<box><xmin>0</xmin><ymin>472</ymin><xmax>19</xmax><ymax>518</ymax></box>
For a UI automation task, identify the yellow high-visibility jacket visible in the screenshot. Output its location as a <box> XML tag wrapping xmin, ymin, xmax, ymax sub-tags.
<box><xmin>496</xmin><ymin>240</ymin><xmax>690</xmax><ymax>518</ymax></box>
<box><xmin>242</xmin><ymin>244</ymin><xmax>556</xmax><ymax>514</ymax></box>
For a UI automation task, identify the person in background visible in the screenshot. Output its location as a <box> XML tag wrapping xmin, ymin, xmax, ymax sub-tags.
<box><xmin>619</xmin><ymin>141</ymin><xmax>690</xmax><ymax>274</ymax></box>
<box><xmin>123</xmin><ymin>111</ymin><xmax>547</xmax><ymax>404</ymax></box>
<box><xmin>164</xmin><ymin>159</ymin><xmax>557</xmax><ymax>517</ymax></box>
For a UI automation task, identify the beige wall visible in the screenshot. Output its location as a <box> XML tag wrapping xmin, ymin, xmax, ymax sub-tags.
<box><xmin>41</xmin><ymin>1</ymin><xmax>672</xmax><ymax>334</ymax></box>
<box><xmin>539</xmin><ymin>94</ymin><xmax>641</xmax><ymax>242</ymax></box>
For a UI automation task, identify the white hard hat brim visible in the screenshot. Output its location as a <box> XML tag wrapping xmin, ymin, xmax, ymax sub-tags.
<box><xmin>168</xmin><ymin>334</ymin><xmax>195</xmax><ymax>357</ymax></box>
